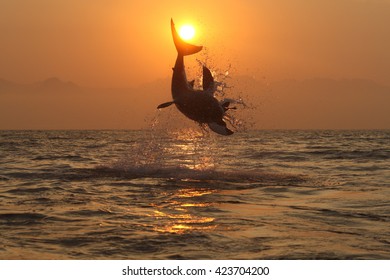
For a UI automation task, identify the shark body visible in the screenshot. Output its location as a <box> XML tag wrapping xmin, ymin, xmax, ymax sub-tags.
<box><xmin>157</xmin><ymin>19</ymin><xmax>233</xmax><ymax>136</ymax></box>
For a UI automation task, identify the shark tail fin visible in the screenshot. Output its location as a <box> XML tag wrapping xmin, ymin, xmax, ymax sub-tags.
<box><xmin>171</xmin><ymin>19</ymin><xmax>203</xmax><ymax>56</ymax></box>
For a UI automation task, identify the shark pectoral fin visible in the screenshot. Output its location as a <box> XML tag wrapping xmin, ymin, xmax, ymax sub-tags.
<box><xmin>208</xmin><ymin>121</ymin><xmax>234</xmax><ymax>136</ymax></box>
<box><xmin>157</xmin><ymin>101</ymin><xmax>175</xmax><ymax>109</ymax></box>
<box><xmin>220</xmin><ymin>98</ymin><xmax>238</xmax><ymax>112</ymax></box>
<box><xmin>221</xmin><ymin>101</ymin><xmax>230</xmax><ymax>110</ymax></box>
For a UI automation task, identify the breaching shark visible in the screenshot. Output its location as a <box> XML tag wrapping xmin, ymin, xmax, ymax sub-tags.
<box><xmin>157</xmin><ymin>19</ymin><xmax>234</xmax><ymax>136</ymax></box>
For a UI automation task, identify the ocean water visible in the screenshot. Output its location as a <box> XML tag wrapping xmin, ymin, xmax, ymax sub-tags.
<box><xmin>0</xmin><ymin>129</ymin><xmax>389</xmax><ymax>259</ymax></box>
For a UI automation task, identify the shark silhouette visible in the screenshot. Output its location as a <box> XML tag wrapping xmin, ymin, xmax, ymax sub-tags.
<box><xmin>157</xmin><ymin>19</ymin><xmax>233</xmax><ymax>136</ymax></box>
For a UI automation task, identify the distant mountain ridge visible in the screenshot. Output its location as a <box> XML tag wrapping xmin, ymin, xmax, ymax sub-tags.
<box><xmin>36</xmin><ymin>77</ymin><xmax>78</xmax><ymax>91</ymax></box>
<box><xmin>1</xmin><ymin>76</ymin><xmax>389</xmax><ymax>94</ymax></box>
<box><xmin>0</xmin><ymin>76</ymin><xmax>389</xmax><ymax>129</ymax></box>
<box><xmin>0</xmin><ymin>78</ymin><xmax>18</xmax><ymax>91</ymax></box>
<box><xmin>272</xmin><ymin>77</ymin><xmax>390</xmax><ymax>95</ymax></box>
<box><xmin>258</xmin><ymin>78</ymin><xmax>390</xmax><ymax>129</ymax></box>
<box><xmin>0</xmin><ymin>77</ymin><xmax>80</xmax><ymax>93</ymax></box>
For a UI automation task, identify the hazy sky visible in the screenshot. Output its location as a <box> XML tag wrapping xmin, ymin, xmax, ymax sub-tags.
<box><xmin>1</xmin><ymin>0</ymin><xmax>390</xmax><ymax>87</ymax></box>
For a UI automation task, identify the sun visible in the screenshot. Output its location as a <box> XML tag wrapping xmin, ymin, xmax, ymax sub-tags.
<box><xmin>179</xmin><ymin>24</ymin><xmax>196</xmax><ymax>41</ymax></box>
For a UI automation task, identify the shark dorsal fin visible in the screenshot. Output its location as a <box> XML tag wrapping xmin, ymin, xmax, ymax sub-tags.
<box><xmin>202</xmin><ymin>66</ymin><xmax>214</xmax><ymax>91</ymax></box>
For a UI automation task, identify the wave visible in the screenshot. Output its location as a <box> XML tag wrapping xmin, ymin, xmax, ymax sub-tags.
<box><xmin>2</xmin><ymin>162</ymin><xmax>304</xmax><ymax>188</ymax></box>
<box><xmin>0</xmin><ymin>212</ymin><xmax>48</xmax><ymax>226</ymax></box>
<box><xmin>94</xmin><ymin>161</ymin><xmax>305</xmax><ymax>186</ymax></box>
<box><xmin>251</xmin><ymin>148</ymin><xmax>389</xmax><ymax>161</ymax></box>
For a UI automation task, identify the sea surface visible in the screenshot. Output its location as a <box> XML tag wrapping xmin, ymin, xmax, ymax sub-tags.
<box><xmin>0</xmin><ymin>129</ymin><xmax>389</xmax><ymax>259</ymax></box>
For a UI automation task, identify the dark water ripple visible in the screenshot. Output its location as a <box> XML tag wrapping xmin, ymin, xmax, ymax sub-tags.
<box><xmin>0</xmin><ymin>130</ymin><xmax>389</xmax><ymax>259</ymax></box>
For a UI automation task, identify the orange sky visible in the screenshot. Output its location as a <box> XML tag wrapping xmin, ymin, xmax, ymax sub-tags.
<box><xmin>1</xmin><ymin>0</ymin><xmax>390</xmax><ymax>130</ymax></box>
<box><xmin>1</xmin><ymin>0</ymin><xmax>389</xmax><ymax>87</ymax></box>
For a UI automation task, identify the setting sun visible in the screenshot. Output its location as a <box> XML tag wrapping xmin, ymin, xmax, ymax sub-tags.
<box><xmin>179</xmin><ymin>24</ymin><xmax>195</xmax><ymax>41</ymax></box>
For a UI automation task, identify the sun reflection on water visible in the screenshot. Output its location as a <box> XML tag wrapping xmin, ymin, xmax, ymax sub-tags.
<box><xmin>150</xmin><ymin>187</ymin><xmax>217</xmax><ymax>234</ymax></box>
<box><xmin>165</xmin><ymin>128</ymin><xmax>219</xmax><ymax>171</ymax></box>
<box><xmin>177</xmin><ymin>188</ymin><xmax>215</xmax><ymax>197</ymax></box>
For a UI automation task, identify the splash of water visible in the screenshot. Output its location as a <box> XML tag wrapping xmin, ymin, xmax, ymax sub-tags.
<box><xmin>192</xmin><ymin>59</ymin><xmax>251</xmax><ymax>132</ymax></box>
<box><xmin>109</xmin><ymin>54</ymin><xmax>253</xmax><ymax>176</ymax></box>
<box><xmin>108</xmin><ymin>125</ymin><xmax>221</xmax><ymax>179</ymax></box>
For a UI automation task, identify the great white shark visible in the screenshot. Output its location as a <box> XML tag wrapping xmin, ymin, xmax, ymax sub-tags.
<box><xmin>157</xmin><ymin>19</ymin><xmax>234</xmax><ymax>136</ymax></box>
